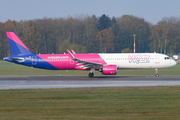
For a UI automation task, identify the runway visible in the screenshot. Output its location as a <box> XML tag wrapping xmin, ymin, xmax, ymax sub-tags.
<box><xmin>0</xmin><ymin>76</ymin><xmax>180</xmax><ymax>89</ymax></box>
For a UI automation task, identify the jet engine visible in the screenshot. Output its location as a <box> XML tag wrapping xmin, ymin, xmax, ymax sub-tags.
<box><xmin>99</xmin><ymin>65</ymin><xmax>117</xmax><ymax>75</ymax></box>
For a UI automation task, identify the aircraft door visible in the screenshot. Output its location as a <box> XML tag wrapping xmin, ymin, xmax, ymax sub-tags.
<box><xmin>32</xmin><ymin>56</ymin><xmax>37</xmax><ymax>65</ymax></box>
<box><xmin>69</xmin><ymin>58</ymin><xmax>74</xmax><ymax>64</ymax></box>
<box><xmin>155</xmin><ymin>54</ymin><xmax>160</xmax><ymax>63</ymax></box>
<box><xmin>99</xmin><ymin>57</ymin><xmax>105</xmax><ymax>63</ymax></box>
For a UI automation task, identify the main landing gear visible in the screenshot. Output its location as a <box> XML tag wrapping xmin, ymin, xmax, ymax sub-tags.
<box><xmin>89</xmin><ymin>68</ymin><xmax>95</xmax><ymax>78</ymax></box>
<box><xmin>155</xmin><ymin>68</ymin><xmax>159</xmax><ymax>77</ymax></box>
<box><xmin>89</xmin><ymin>72</ymin><xmax>94</xmax><ymax>78</ymax></box>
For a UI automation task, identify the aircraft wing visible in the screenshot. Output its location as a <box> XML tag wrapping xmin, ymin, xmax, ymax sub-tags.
<box><xmin>72</xmin><ymin>57</ymin><xmax>103</xmax><ymax>69</ymax></box>
<box><xmin>67</xmin><ymin>49</ymin><xmax>103</xmax><ymax>69</ymax></box>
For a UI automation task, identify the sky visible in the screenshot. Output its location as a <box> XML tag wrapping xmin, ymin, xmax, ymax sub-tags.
<box><xmin>0</xmin><ymin>0</ymin><xmax>180</xmax><ymax>24</ymax></box>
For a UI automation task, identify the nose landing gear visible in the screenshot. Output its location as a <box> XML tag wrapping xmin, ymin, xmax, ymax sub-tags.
<box><xmin>155</xmin><ymin>68</ymin><xmax>159</xmax><ymax>77</ymax></box>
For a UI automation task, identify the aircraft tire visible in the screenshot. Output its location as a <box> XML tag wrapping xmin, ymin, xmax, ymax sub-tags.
<box><xmin>89</xmin><ymin>73</ymin><xmax>94</xmax><ymax>78</ymax></box>
<box><xmin>155</xmin><ymin>74</ymin><xmax>159</xmax><ymax>77</ymax></box>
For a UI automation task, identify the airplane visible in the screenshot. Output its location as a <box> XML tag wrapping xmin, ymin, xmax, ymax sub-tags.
<box><xmin>4</xmin><ymin>32</ymin><xmax>177</xmax><ymax>77</ymax></box>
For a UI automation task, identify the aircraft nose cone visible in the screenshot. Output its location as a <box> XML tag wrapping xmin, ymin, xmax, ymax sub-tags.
<box><xmin>171</xmin><ymin>60</ymin><xmax>177</xmax><ymax>66</ymax></box>
<box><xmin>174</xmin><ymin>60</ymin><xmax>177</xmax><ymax>66</ymax></box>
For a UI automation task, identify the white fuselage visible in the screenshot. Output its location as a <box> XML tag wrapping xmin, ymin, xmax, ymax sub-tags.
<box><xmin>99</xmin><ymin>53</ymin><xmax>176</xmax><ymax>69</ymax></box>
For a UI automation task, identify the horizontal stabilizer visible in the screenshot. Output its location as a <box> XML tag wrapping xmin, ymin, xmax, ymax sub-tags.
<box><xmin>4</xmin><ymin>56</ymin><xmax>24</xmax><ymax>62</ymax></box>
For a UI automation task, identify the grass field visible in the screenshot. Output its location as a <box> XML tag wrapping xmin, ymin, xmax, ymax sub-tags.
<box><xmin>0</xmin><ymin>60</ymin><xmax>180</xmax><ymax>76</ymax></box>
<box><xmin>0</xmin><ymin>61</ymin><xmax>180</xmax><ymax>119</ymax></box>
<box><xmin>0</xmin><ymin>86</ymin><xmax>180</xmax><ymax>119</ymax></box>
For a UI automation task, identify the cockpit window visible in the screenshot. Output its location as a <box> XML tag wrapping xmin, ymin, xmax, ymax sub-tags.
<box><xmin>164</xmin><ymin>57</ymin><xmax>170</xmax><ymax>60</ymax></box>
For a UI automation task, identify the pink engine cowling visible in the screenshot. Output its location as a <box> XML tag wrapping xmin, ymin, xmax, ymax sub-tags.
<box><xmin>102</xmin><ymin>65</ymin><xmax>117</xmax><ymax>75</ymax></box>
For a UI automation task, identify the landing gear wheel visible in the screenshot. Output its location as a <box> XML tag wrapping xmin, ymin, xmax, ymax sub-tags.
<box><xmin>89</xmin><ymin>72</ymin><xmax>94</xmax><ymax>78</ymax></box>
<box><xmin>155</xmin><ymin>74</ymin><xmax>159</xmax><ymax>77</ymax></box>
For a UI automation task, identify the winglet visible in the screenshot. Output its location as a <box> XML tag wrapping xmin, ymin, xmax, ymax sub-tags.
<box><xmin>67</xmin><ymin>49</ymin><xmax>75</xmax><ymax>58</ymax></box>
<box><xmin>71</xmin><ymin>49</ymin><xmax>76</xmax><ymax>54</ymax></box>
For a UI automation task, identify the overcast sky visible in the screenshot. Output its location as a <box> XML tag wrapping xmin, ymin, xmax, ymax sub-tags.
<box><xmin>0</xmin><ymin>0</ymin><xmax>179</xmax><ymax>24</ymax></box>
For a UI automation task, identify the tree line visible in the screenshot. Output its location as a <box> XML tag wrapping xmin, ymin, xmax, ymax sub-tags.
<box><xmin>0</xmin><ymin>14</ymin><xmax>180</xmax><ymax>59</ymax></box>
